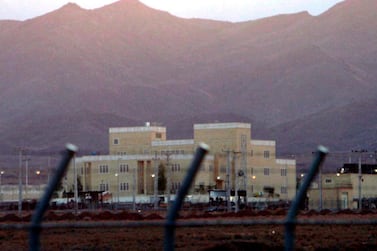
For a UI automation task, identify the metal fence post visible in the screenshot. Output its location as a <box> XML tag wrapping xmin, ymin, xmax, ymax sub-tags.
<box><xmin>284</xmin><ymin>145</ymin><xmax>328</xmax><ymax>251</ymax></box>
<box><xmin>29</xmin><ymin>144</ymin><xmax>78</xmax><ymax>251</ymax></box>
<box><xmin>164</xmin><ymin>143</ymin><xmax>209</xmax><ymax>251</ymax></box>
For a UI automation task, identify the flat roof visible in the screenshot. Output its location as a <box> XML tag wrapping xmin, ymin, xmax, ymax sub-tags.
<box><xmin>194</xmin><ymin>122</ymin><xmax>251</xmax><ymax>130</ymax></box>
<box><xmin>276</xmin><ymin>159</ymin><xmax>296</xmax><ymax>165</ymax></box>
<box><xmin>251</xmin><ymin>140</ymin><xmax>276</xmax><ymax>146</ymax></box>
<box><xmin>76</xmin><ymin>154</ymin><xmax>214</xmax><ymax>162</ymax></box>
<box><xmin>109</xmin><ymin>126</ymin><xmax>166</xmax><ymax>133</ymax></box>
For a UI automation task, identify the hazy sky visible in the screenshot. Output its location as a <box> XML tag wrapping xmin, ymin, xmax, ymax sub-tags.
<box><xmin>0</xmin><ymin>0</ymin><xmax>345</xmax><ymax>22</ymax></box>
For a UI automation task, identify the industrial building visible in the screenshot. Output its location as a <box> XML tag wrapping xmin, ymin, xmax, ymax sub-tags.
<box><xmin>65</xmin><ymin>122</ymin><xmax>296</xmax><ymax>205</ymax></box>
<box><xmin>308</xmin><ymin>163</ymin><xmax>377</xmax><ymax>210</ymax></box>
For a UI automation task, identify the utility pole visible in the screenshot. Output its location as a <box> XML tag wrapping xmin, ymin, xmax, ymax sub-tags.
<box><xmin>163</xmin><ymin>151</ymin><xmax>173</xmax><ymax>208</ymax></box>
<box><xmin>233</xmin><ymin>152</ymin><xmax>241</xmax><ymax>212</ymax></box>
<box><xmin>222</xmin><ymin>149</ymin><xmax>232</xmax><ymax>212</ymax></box>
<box><xmin>24</xmin><ymin>155</ymin><xmax>31</xmax><ymax>199</ymax></box>
<box><xmin>312</xmin><ymin>151</ymin><xmax>323</xmax><ymax>211</ymax></box>
<box><xmin>240</xmin><ymin>134</ymin><xmax>248</xmax><ymax>205</ymax></box>
<box><xmin>132</xmin><ymin>165</ymin><xmax>136</xmax><ymax>211</ymax></box>
<box><xmin>319</xmin><ymin>164</ymin><xmax>322</xmax><ymax>211</ymax></box>
<box><xmin>24</xmin><ymin>156</ymin><xmax>31</xmax><ymax>189</ymax></box>
<box><xmin>73</xmin><ymin>155</ymin><xmax>78</xmax><ymax>215</ymax></box>
<box><xmin>0</xmin><ymin>170</ymin><xmax>4</xmax><ymax>201</ymax></box>
<box><xmin>352</xmin><ymin>149</ymin><xmax>367</xmax><ymax>210</ymax></box>
<box><xmin>153</xmin><ymin>151</ymin><xmax>159</xmax><ymax>210</ymax></box>
<box><xmin>17</xmin><ymin>148</ymin><xmax>25</xmax><ymax>217</ymax></box>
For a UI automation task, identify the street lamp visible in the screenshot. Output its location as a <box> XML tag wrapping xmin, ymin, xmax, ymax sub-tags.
<box><xmin>35</xmin><ymin>170</ymin><xmax>41</xmax><ymax>192</ymax></box>
<box><xmin>115</xmin><ymin>173</ymin><xmax>119</xmax><ymax>210</ymax></box>
<box><xmin>0</xmin><ymin>171</ymin><xmax>4</xmax><ymax>201</ymax></box>
<box><xmin>151</xmin><ymin>174</ymin><xmax>156</xmax><ymax>207</ymax></box>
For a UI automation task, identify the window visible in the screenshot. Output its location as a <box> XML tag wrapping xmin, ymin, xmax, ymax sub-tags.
<box><xmin>113</xmin><ymin>138</ymin><xmax>119</xmax><ymax>145</ymax></box>
<box><xmin>99</xmin><ymin>183</ymin><xmax>108</xmax><ymax>191</ymax></box>
<box><xmin>281</xmin><ymin>168</ymin><xmax>287</xmax><ymax>176</ymax></box>
<box><xmin>250</xmin><ymin>150</ymin><xmax>253</xmax><ymax>157</ymax></box>
<box><xmin>171</xmin><ymin>182</ymin><xmax>181</xmax><ymax>191</ymax></box>
<box><xmin>281</xmin><ymin>186</ymin><xmax>287</xmax><ymax>194</ymax></box>
<box><xmin>325</xmin><ymin>178</ymin><xmax>332</xmax><ymax>183</ymax></box>
<box><xmin>250</xmin><ymin>167</ymin><xmax>254</xmax><ymax>175</ymax></box>
<box><xmin>99</xmin><ymin>165</ymin><xmax>109</xmax><ymax>174</ymax></box>
<box><xmin>209</xmin><ymin>165</ymin><xmax>213</xmax><ymax>172</ymax></box>
<box><xmin>264</xmin><ymin>151</ymin><xmax>270</xmax><ymax>159</ymax></box>
<box><xmin>201</xmin><ymin>165</ymin><xmax>206</xmax><ymax>171</ymax></box>
<box><xmin>120</xmin><ymin>182</ymin><xmax>129</xmax><ymax>191</ymax></box>
<box><xmin>264</xmin><ymin>168</ymin><xmax>270</xmax><ymax>176</ymax></box>
<box><xmin>172</xmin><ymin>164</ymin><xmax>181</xmax><ymax>172</ymax></box>
<box><xmin>156</xmin><ymin>132</ymin><xmax>162</xmax><ymax>139</ymax></box>
<box><xmin>120</xmin><ymin>164</ymin><xmax>129</xmax><ymax>173</ymax></box>
<box><xmin>220</xmin><ymin>165</ymin><xmax>226</xmax><ymax>173</ymax></box>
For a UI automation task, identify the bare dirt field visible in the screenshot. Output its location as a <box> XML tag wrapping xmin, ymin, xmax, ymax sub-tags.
<box><xmin>1</xmin><ymin>209</ymin><xmax>377</xmax><ymax>250</ymax></box>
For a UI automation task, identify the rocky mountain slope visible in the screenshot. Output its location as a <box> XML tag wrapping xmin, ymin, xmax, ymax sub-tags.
<box><xmin>0</xmin><ymin>0</ymin><xmax>376</xmax><ymax>157</ymax></box>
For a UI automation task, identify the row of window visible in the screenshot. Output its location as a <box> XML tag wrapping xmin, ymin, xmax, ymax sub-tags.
<box><xmin>250</xmin><ymin>150</ymin><xmax>271</xmax><ymax>159</ymax></box>
<box><xmin>97</xmin><ymin>164</ymin><xmax>214</xmax><ymax>174</ymax></box>
<box><xmin>216</xmin><ymin>167</ymin><xmax>289</xmax><ymax>176</ymax></box>
<box><xmin>113</xmin><ymin>137</ymin><xmax>273</xmax><ymax>159</ymax></box>
<box><xmin>98</xmin><ymin>164</ymin><xmax>129</xmax><ymax>174</ymax></box>
<box><xmin>171</xmin><ymin>164</ymin><xmax>181</xmax><ymax>172</ymax></box>
<box><xmin>97</xmin><ymin>165</ymin><xmax>289</xmax><ymax>176</ymax></box>
<box><xmin>99</xmin><ymin>165</ymin><xmax>109</xmax><ymax>174</ymax></box>
<box><xmin>171</xmin><ymin>182</ymin><xmax>181</xmax><ymax>191</ymax></box>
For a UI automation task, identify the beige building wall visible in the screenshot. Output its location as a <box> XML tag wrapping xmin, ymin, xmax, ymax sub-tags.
<box><xmin>249</xmin><ymin>140</ymin><xmax>296</xmax><ymax>199</ymax></box>
<box><xmin>308</xmin><ymin>173</ymin><xmax>377</xmax><ymax>210</ymax></box>
<box><xmin>193</xmin><ymin>123</ymin><xmax>251</xmax><ymax>153</ymax></box>
<box><xmin>66</xmin><ymin>122</ymin><xmax>297</xmax><ymax>202</ymax></box>
<box><xmin>109</xmin><ymin>126</ymin><xmax>166</xmax><ymax>155</ymax></box>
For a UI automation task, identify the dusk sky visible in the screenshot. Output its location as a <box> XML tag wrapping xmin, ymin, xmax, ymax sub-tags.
<box><xmin>0</xmin><ymin>0</ymin><xmax>344</xmax><ymax>22</ymax></box>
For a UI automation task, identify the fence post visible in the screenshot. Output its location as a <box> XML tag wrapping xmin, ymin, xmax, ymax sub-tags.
<box><xmin>284</xmin><ymin>146</ymin><xmax>328</xmax><ymax>251</ymax></box>
<box><xmin>164</xmin><ymin>143</ymin><xmax>209</xmax><ymax>251</ymax></box>
<box><xmin>29</xmin><ymin>144</ymin><xmax>78</xmax><ymax>251</ymax></box>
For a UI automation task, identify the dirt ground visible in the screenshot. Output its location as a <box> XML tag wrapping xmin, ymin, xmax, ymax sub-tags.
<box><xmin>1</xmin><ymin>209</ymin><xmax>377</xmax><ymax>250</ymax></box>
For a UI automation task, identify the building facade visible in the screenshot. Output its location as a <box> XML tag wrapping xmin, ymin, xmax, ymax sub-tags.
<box><xmin>308</xmin><ymin>164</ymin><xmax>377</xmax><ymax>210</ymax></box>
<box><xmin>66</xmin><ymin>122</ymin><xmax>296</xmax><ymax>203</ymax></box>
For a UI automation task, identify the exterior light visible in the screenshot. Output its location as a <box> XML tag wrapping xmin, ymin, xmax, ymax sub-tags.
<box><xmin>216</xmin><ymin>176</ymin><xmax>221</xmax><ymax>180</ymax></box>
<box><xmin>252</xmin><ymin>175</ymin><xmax>256</xmax><ymax>180</ymax></box>
<box><xmin>35</xmin><ymin>170</ymin><xmax>40</xmax><ymax>175</ymax></box>
<box><xmin>151</xmin><ymin>174</ymin><xmax>155</xmax><ymax>178</ymax></box>
<box><xmin>115</xmin><ymin>173</ymin><xmax>118</xmax><ymax>177</ymax></box>
<box><xmin>336</xmin><ymin>173</ymin><xmax>340</xmax><ymax>177</ymax></box>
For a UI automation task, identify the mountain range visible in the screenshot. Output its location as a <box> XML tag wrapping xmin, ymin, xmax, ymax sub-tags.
<box><xmin>1</xmin><ymin>0</ymin><xmax>377</xmax><ymax>162</ymax></box>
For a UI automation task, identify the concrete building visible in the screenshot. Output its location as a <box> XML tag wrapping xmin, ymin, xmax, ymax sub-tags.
<box><xmin>308</xmin><ymin>164</ymin><xmax>377</xmax><ymax>210</ymax></box>
<box><xmin>66</xmin><ymin>122</ymin><xmax>296</xmax><ymax>203</ymax></box>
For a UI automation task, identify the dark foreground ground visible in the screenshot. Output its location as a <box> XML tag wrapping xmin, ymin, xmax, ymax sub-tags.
<box><xmin>1</xmin><ymin>209</ymin><xmax>376</xmax><ymax>250</ymax></box>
